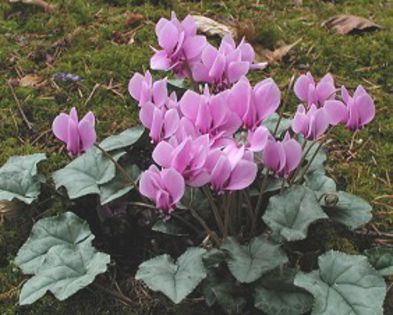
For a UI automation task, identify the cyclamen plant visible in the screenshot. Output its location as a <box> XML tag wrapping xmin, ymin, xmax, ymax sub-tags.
<box><xmin>5</xmin><ymin>12</ymin><xmax>390</xmax><ymax>315</ymax></box>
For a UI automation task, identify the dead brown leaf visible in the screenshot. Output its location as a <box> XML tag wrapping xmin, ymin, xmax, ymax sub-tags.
<box><xmin>125</xmin><ymin>13</ymin><xmax>144</xmax><ymax>27</ymax></box>
<box><xmin>9</xmin><ymin>0</ymin><xmax>55</xmax><ymax>12</ymax></box>
<box><xmin>191</xmin><ymin>15</ymin><xmax>238</xmax><ymax>39</ymax></box>
<box><xmin>321</xmin><ymin>15</ymin><xmax>382</xmax><ymax>35</ymax></box>
<box><xmin>18</xmin><ymin>75</ymin><xmax>45</xmax><ymax>88</ymax></box>
<box><xmin>256</xmin><ymin>39</ymin><xmax>302</xmax><ymax>64</ymax></box>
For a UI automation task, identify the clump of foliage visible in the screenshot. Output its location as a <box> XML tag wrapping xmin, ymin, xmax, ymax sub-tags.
<box><xmin>1</xmin><ymin>10</ymin><xmax>392</xmax><ymax>315</ymax></box>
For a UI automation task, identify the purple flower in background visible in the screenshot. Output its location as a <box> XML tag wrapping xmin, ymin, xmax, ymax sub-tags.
<box><xmin>52</xmin><ymin>107</ymin><xmax>96</xmax><ymax>156</ymax></box>
<box><xmin>139</xmin><ymin>165</ymin><xmax>185</xmax><ymax>216</ymax></box>
<box><xmin>263</xmin><ymin>133</ymin><xmax>302</xmax><ymax>177</ymax></box>
<box><xmin>292</xmin><ymin>104</ymin><xmax>330</xmax><ymax>140</ymax></box>
<box><xmin>324</xmin><ymin>85</ymin><xmax>375</xmax><ymax>131</ymax></box>
<box><xmin>294</xmin><ymin>72</ymin><xmax>336</xmax><ymax>107</ymax></box>
<box><xmin>150</xmin><ymin>12</ymin><xmax>206</xmax><ymax>77</ymax></box>
<box><xmin>53</xmin><ymin>72</ymin><xmax>81</xmax><ymax>82</ymax></box>
<box><xmin>179</xmin><ymin>86</ymin><xmax>242</xmax><ymax>141</ymax></box>
<box><xmin>128</xmin><ymin>71</ymin><xmax>168</xmax><ymax>108</ymax></box>
<box><xmin>228</xmin><ymin>77</ymin><xmax>281</xmax><ymax>129</ymax></box>
<box><xmin>152</xmin><ymin>135</ymin><xmax>211</xmax><ymax>187</ymax></box>
<box><xmin>192</xmin><ymin>35</ymin><xmax>265</xmax><ymax>89</ymax></box>
<box><xmin>206</xmin><ymin>144</ymin><xmax>257</xmax><ymax>192</ymax></box>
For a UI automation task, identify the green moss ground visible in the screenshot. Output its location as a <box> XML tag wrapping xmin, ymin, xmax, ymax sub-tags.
<box><xmin>0</xmin><ymin>0</ymin><xmax>392</xmax><ymax>313</ymax></box>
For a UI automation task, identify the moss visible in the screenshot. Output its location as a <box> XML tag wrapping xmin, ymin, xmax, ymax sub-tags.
<box><xmin>0</xmin><ymin>0</ymin><xmax>393</xmax><ymax>313</ymax></box>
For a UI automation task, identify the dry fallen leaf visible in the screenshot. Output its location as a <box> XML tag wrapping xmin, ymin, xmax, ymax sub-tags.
<box><xmin>293</xmin><ymin>0</ymin><xmax>302</xmax><ymax>6</ymax></box>
<box><xmin>256</xmin><ymin>38</ymin><xmax>302</xmax><ymax>64</ymax></box>
<box><xmin>191</xmin><ymin>15</ymin><xmax>238</xmax><ymax>39</ymax></box>
<box><xmin>125</xmin><ymin>13</ymin><xmax>144</xmax><ymax>27</ymax></box>
<box><xmin>18</xmin><ymin>75</ymin><xmax>45</xmax><ymax>88</ymax></box>
<box><xmin>9</xmin><ymin>0</ymin><xmax>55</xmax><ymax>11</ymax></box>
<box><xmin>321</xmin><ymin>15</ymin><xmax>382</xmax><ymax>35</ymax></box>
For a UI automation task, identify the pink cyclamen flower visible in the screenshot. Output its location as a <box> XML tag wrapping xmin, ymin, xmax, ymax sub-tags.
<box><xmin>128</xmin><ymin>71</ymin><xmax>168</xmax><ymax>108</ymax></box>
<box><xmin>192</xmin><ymin>35</ymin><xmax>265</xmax><ymax>89</ymax></box>
<box><xmin>205</xmin><ymin>144</ymin><xmax>257</xmax><ymax>192</ymax></box>
<box><xmin>52</xmin><ymin>107</ymin><xmax>96</xmax><ymax>156</ymax></box>
<box><xmin>263</xmin><ymin>133</ymin><xmax>302</xmax><ymax>177</ymax></box>
<box><xmin>179</xmin><ymin>85</ymin><xmax>242</xmax><ymax>141</ymax></box>
<box><xmin>292</xmin><ymin>104</ymin><xmax>330</xmax><ymax>140</ymax></box>
<box><xmin>150</xmin><ymin>12</ymin><xmax>206</xmax><ymax>77</ymax></box>
<box><xmin>228</xmin><ymin>76</ymin><xmax>281</xmax><ymax>129</ymax></box>
<box><xmin>247</xmin><ymin>125</ymin><xmax>271</xmax><ymax>152</ymax></box>
<box><xmin>139</xmin><ymin>165</ymin><xmax>185</xmax><ymax>216</ymax></box>
<box><xmin>324</xmin><ymin>85</ymin><xmax>375</xmax><ymax>131</ymax></box>
<box><xmin>294</xmin><ymin>72</ymin><xmax>336</xmax><ymax>107</ymax></box>
<box><xmin>139</xmin><ymin>103</ymin><xmax>179</xmax><ymax>143</ymax></box>
<box><xmin>152</xmin><ymin>135</ymin><xmax>211</xmax><ymax>187</ymax></box>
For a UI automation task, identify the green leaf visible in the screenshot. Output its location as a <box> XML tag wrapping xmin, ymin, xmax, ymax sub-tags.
<box><xmin>221</xmin><ymin>235</ymin><xmax>288</xmax><ymax>283</ymax></box>
<box><xmin>305</xmin><ymin>170</ymin><xmax>336</xmax><ymax>198</ymax></box>
<box><xmin>168</xmin><ymin>79</ymin><xmax>186</xmax><ymax>89</ymax></box>
<box><xmin>135</xmin><ymin>247</ymin><xmax>207</xmax><ymax>304</ymax></box>
<box><xmin>365</xmin><ymin>247</ymin><xmax>393</xmax><ymax>276</ymax></box>
<box><xmin>202</xmin><ymin>269</ymin><xmax>246</xmax><ymax>314</ymax></box>
<box><xmin>1</xmin><ymin>153</ymin><xmax>46</xmax><ymax>176</ymax></box>
<box><xmin>53</xmin><ymin>147</ymin><xmax>125</xmax><ymax>199</ymax></box>
<box><xmin>98</xmin><ymin>164</ymin><xmax>140</xmax><ymax>205</ymax></box>
<box><xmin>254</xmin><ymin>268</ymin><xmax>313</xmax><ymax>315</ymax></box>
<box><xmin>262</xmin><ymin>113</ymin><xmax>292</xmax><ymax>136</ymax></box>
<box><xmin>152</xmin><ymin>219</ymin><xmax>188</xmax><ymax>236</ymax></box>
<box><xmin>0</xmin><ymin>153</ymin><xmax>46</xmax><ymax>204</ymax></box>
<box><xmin>19</xmin><ymin>240</ymin><xmax>110</xmax><ymax>305</ymax></box>
<box><xmin>263</xmin><ymin>185</ymin><xmax>328</xmax><ymax>242</ymax></box>
<box><xmin>323</xmin><ymin>191</ymin><xmax>372</xmax><ymax>230</ymax></box>
<box><xmin>100</xmin><ymin>126</ymin><xmax>145</xmax><ymax>151</ymax></box>
<box><xmin>202</xmin><ymin>249</ymin><xmax>227</xmax><ymax>269</ymax></box>
<box><xmin>294</xmin><ymin>250</ymin><xmax>386</xmax><ymax>315</ymax></box>
<box><xmin>15</xmin><ymin>212</ymin><xmax>91</xmax><ymax>274</ymax></box>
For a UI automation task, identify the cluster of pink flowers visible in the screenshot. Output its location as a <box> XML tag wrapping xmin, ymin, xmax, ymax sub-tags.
<box><xmin>51</xmin><ymin>13</ymin><xmax>376</xmax><ymax>217</ymax></box>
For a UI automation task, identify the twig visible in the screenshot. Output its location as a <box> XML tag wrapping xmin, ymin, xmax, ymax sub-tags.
<box><xmin>93</xmin><ymin>283</ymin><xmax>136</xmax><ymax>307</ymax></box>
<box><xmin>8</xmin><ymin>82</ymin><xmax>33</xmax><ymax>130</ymax></box>
<box><xmin>84</xmin><ymin>83</ymin><xmax>100</xmax><ymax>107</ymax></box>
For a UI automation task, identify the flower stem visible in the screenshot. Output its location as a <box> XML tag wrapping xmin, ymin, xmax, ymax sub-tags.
<box><xmin>251</xmin><ymin>171</ymin><xmax>271</xmax><ymax>235</ymax></box>
<box><xmin>94</xmin><ymin>143</ymin><xmax>137</xmax><ymax>189</ymax></box>
<box><xmin>272</xmin><ymin>75</ymin><xmax>296</xmax><ymax>137</ymax></box>
<box><xmin>202</xmin><ymin>186</ymin><xmax>225</xmax><ymax>237</ymax></box>
<box><xmin>189</xmin><ymin>207</ymin><xmax>221</xmax><ymax>246</ymax></box>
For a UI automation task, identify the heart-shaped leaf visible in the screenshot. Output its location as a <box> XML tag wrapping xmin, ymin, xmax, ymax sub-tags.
<box><xmin>135</xmin><ymin>247</ymin><xmax>207</xmax><ymax>304</ymax></box>
<box><xmin>263</xmin><ymin>185</ymin><xmax>328</xmax><ymax>242</ymax></box>
<box><xmin>323</xmin><ymin>191</ymin><xmax>372</xmax><ymax>230</ymax></box>
<box><xmin>53</xmin><ymin>147</ymin><xmax>125</xmax><ymax>199</ymax></box>
<box><xmin>19</xmin><ymin>240</ymin><xmax>110</xmax><ymax>305</ymax></box>
<box><xmin>365</xmin><ymin>247</ymin><xmax>393</xmax><ymax>277</ymax></box>
<box><xmin>152</xmin><ymin>219</ymin><xmax>188</xmax><ymax>236</ymax></box>
<box><xmin>0</xmin><ymin>153</ymin><xmax>46</xmax><ymax>204</ymax></box>
<box><xmin>305</xmin><ymin>170</ymin><xmax>336</xmax><ymax>198</ymax></box>
<box><xmin>221</xmin><ymin>235</ymin><xmax>288</xmax><ymax>283</ymax></box>
<box><xmin>98</xmin><ymin>164</ymin><xmax>140</xmax><ymax>205</ymax></box>
<box><xmin>294</xmin><ymin>250</ymin><xmax>386</xmax><ymax>315</ymax></box>
<box><xmin>262</xmin><ymin>113</ymin><xmax>292</xmax><ymax>136</ymax></box>
<box><xmin>15</xmin><ymin>212</ymin><xmax>91</xmax><ymax>274</ymax></box>
<box><xmin>1</xmin><ymin>153</ymin><xmax>46</xmax><ymax>175</ymax></box>
<box><xmin>202</xmin><ymin>269</ymin><xmax>246</xmax><ymax>314</ymax></box>
<box><xmin>254</xmin><ymin>268</ymin><xmax>313</xmax><ymax>315</ymax></box>
<box><xmin>100</xmin><ymin>126</ymin><xmax>145</xmax><ymax>151</ymax></box>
